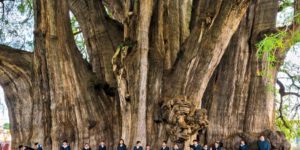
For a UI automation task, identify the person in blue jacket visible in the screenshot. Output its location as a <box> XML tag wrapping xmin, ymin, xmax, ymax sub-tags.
<box><xmin>133</xmin><ymin>141</ymin><xmax>143</xmax><ymax>150</ymax></box>
<box><xmin>257</xmin><ymin>136</ymin><xmax>270</xmax><ymax>150</ymax></box>
<box><xmin>239</xmin><ymin>140</ymin><xmax>248</xmax><ymax>150</ymax></box>
<box><xmin>190</xmin><ymin>140</ymin><xmax>202</xmax><ymax>150</ymax></box>
<box><xmin>117</xmin><ymin>139</ymin><xmax>127</xmax><ymax>150</ymax></box>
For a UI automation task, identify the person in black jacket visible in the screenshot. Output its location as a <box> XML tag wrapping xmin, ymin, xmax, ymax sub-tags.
<box><xmin>160</xmin><ymin>141</ymin><xmax>169</xmax><ymax>150</ymax></box>
<box><xmin>239</xmin><ymin>140</ymin><xmax>248</xmax><ymax>150</ymax></box>
<box><xmin>19</xmin><ymin>145</ymin><xmax>25</xmax><ymax>150</ymax></box>
<box><xmin>98</xmin><ymin>141</ymin><xmax>106</xmax><ymax>150</ymax></box>
<box><xmin>202</xmin><ymin>144</ymin><xmax>209</xmax><ymax>150</ymax></box>
<box><xmin>190</xmin><ymin>140</ymin><xmax>202</xmax><ymax>150</ymax></box>
<box><xmin>117</xmin><ymin>139</ymin><xmax>127</xmax><ymax>150</ymax></box>
<box><xmin>133</xmin><ymin>141</ymin><xmax>143</xmax><ymax>150</ymax></box>
<box><xmin>24</xmin><ymin>146</ymin><xmax>34</xmax><ymax>150</ymax></box>
<box><xmin>212</xmin><ymin>142</ymin><xmax>221</xmax><ymax>150</ymax></box>
<box><xmin>34</xmin><ymin>143</ymin><xmax>43</xmax><ymax>150</ymax></box>
<box><xmin>60</xmin><ymin>140</ymin><xmax>71</xmax><ymax>150</ymax></box>
<box><xmin>83</xmin><ymin>143</ymin><xmax>91</xmax><ymax>150</ymax></box>
<box><xmin>172</xmin><ymin>143</ymin><xmax>181</xmax><ymax>150</ymax></box>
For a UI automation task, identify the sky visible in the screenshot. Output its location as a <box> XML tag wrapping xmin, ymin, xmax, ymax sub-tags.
<box><xmin>0</xmin><ymin>87</ymin><xmax>9</xmax><ymax>125</ymax></box>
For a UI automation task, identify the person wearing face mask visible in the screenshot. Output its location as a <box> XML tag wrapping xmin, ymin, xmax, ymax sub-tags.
<box><xmin>239</xmin><ymin>140</ymin><xmax>248</xmax><ymax>150</ymax></box>
<box><xmin>117</xmin><ymin>139</ymin><xmax>127</xmax><ymax>150</ymax></box>
<box><xmin>82</xmin><ymin>143</ymin><xmax>91</xmax><ymax>150</ymax></box>
<box><xmin>133</xmin><ymin>141</ymin><xmax>143</xmax><ymax>150</ymax></box>
<box><xmin>98</xmin><ymin>141</ymin><xmax>106</xmax><ymax>150</ymax></box>
<box><xmin>60</xmin><ymin>140</ymin><xmax>71</xmax><ymax>150</ymax></box>
<box><xmin>160</xmin><ymin>141</ymin><xmax>169</xmax><ymax>150</ymax></box>
<box><xmin>190</xmin><ymin>140</ymin><xmax>202</xmax><ymax>150</ymax></box>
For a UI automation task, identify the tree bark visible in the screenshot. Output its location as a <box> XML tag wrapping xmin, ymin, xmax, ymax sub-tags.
<box><xmin>0</xmin><ymin>0</ymin><xmax>291</xmax><ymax>149</ymax></box>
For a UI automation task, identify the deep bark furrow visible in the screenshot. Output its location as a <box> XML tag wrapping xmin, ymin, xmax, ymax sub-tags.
<box><xmin>69</xmin><ymin>0</ymin><xmax>123</xmax><ymax>87</ymax></box>
<box><xmin>164</xmin><ymin>1</ymin><xmax>251</xmax><ymax>107</ymax></box>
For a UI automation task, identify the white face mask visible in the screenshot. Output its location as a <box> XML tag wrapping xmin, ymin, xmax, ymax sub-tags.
<box><xmin>63</xmin><ymin>144</ymin><xmax>68</xmax><ymax>148</ymax></box>
<box><xmin>85</xmin><ymin>146</ymin><xmax>89</xmax><ymax>149</ymax></box>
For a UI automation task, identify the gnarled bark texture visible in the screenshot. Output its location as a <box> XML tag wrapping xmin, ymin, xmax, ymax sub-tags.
<box><xmin>0</xmin><ymin>0</ymin><xmax>292</xmax><ymax>149</ymax></box>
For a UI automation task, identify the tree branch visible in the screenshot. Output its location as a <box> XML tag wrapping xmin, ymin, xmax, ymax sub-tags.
<box><xmin>102</xmin><ymin>0</ymin><xmax>125</xmax><ymax>23</ymax></box>
<box><xmin>276</xmin><ymin>79</ymin><xmax>293</xmax><ymax>130</ymax></box>
<box><xmin>164</xmin><ymin>1</ymin><xmax>251</xmax><ymax>105</ymax></box>
<box><xmin>0</xmin><ymin>44</ymin><xmax>32</xmax><ymax>76</ymax></box>
<box><xmin>69</xmin><ymin>0</ymin><xmax>123</xmax><ymax>87</ymax></box>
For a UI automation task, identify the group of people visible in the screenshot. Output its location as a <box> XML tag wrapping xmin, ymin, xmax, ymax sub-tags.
<box><xmin>239</xmin><ymin>135</ymin><xmax>270</xmax><ymax>150</ymax></box>
<box><xmin>17</xmin><ymin>135</ymin><xmax>271</xmax><ymax>150</ymax></box>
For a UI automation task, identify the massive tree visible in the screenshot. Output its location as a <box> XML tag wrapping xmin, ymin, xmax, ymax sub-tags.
<box><xmin>0</xmin><ymin>0</ymin><xmax>294</xmax><ymax>149</ymax></box>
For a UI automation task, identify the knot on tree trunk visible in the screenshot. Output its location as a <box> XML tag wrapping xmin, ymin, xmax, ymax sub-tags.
<box><xmin>161</xmin><ymin>96</ymin><xmax>209</xmax><ymax>142</ymax></box>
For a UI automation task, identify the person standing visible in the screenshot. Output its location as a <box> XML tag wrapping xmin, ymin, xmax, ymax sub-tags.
<box><xmin>60</xmin><ymin>140</ymin><xmax>71</xmax><ymax>150</ymax></box>
<box><xmin>161</xmin><ymin>141</ymin><xmax>169</xmax><ymax>150</ymax></box>
<box><xmin>19</xmin><ymin>145</ymin><xmax>25</xmax><ymax>150</ymax></box>
<box><xmin>257</xmin><ymin>136</ymin><xmax>270</xmax><ymax>150</ymax></box>
<box><xmin>83</xmin><ymin>143</ymin><xmax>91</xmax><ymax>150</ymax></box>
<box><xmin>133</xmin><ymin>141</ymin><xmax>143</xmax><ymax>150</ymax></box>
<box><xmin>34</xmin><ymin>143</ymin><xmax>42</xmax><ymax>150</ymax></box>
<box><xmin>117</xmin><ymin>139</ymin><xmax>127</xmax><ymax>150</ymax></box>
<box><xmin>145</xmin><ymin>145</ymin><xmax>151</xmax><ymax>150</ymax></box>
<box><xmin>239</xmin><ymin>140</ymin><xmax>248</xmax><ymax>150</ymax></box>
<box><xmin>190</xmin><ymin>140</ymin><xmax>202</xmax><ymax>150</ymax></box>
<box><xmin>212</xmin><ymin>142</ymin><xmax>221</xmax><ymax>150</ymax></box>
<box><xmin>98</xmin><ymin>141</ymin><xmax>106</xmax><ymax>150</ymax></box>
<box><xmin>202</xmin><ymin>144</ymin><xmax>209</xmax><ymax>150</ymax></box>
<box><xmin>173</xmin><ymin>143</ymin><xmax>181</xmax><ymax>150</ymax></box>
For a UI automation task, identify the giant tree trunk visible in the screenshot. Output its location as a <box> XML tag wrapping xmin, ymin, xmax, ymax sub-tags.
<box><xmin>0</xmin><ymin>0</ymin><xmax>291</xmax><ymax>149</ymax></box>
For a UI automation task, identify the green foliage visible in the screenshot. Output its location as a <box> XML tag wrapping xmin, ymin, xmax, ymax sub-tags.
<box><xmin>256</xmin><ymin>31</ymin><xmax>286</xmax><ymax>68</ymax></box>
<box><xmin>3</xmin><ymin>123</ymin><xmax>10</xmax><ymax>130</ymax></box>
<box><xmin>279</xmin><ymin>0</ymin><xmax>294</xmax><ymax>12</ymax></box>
<box><xmin>17</xmin><ymin>3</ymin><xmax>26</xmax><ymax>14</ymax></box>
<box><xmin>276</xmin><ymin>111</ymin><xmax>300</xmax><ymax>141</ymax></box>
<box><xmin>17</xmin><ymin>0</ymin><xmax>33</xmax><ymax>14</ymax></box>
